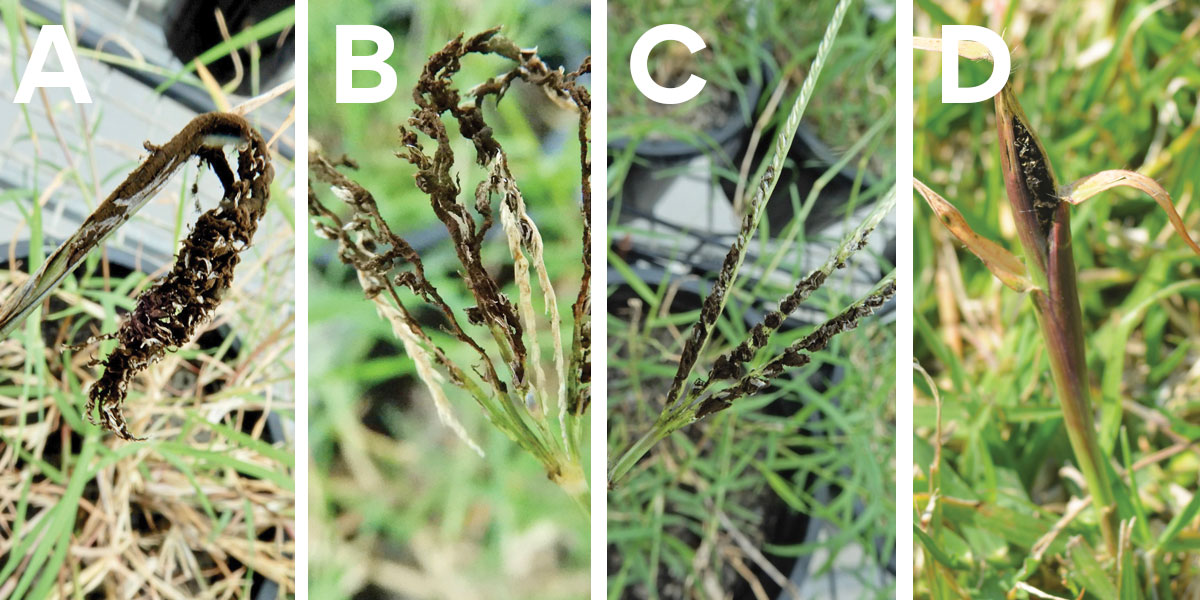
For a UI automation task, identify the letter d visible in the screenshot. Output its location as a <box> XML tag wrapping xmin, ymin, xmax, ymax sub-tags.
<box><xmin>336</xmin><ymin>25</ymin><xmax>397</xmax><ymax>104</ymax></box>
<box><xmin>941</xmin><ymin>25</ymin><xmax>1010</xmax><ymax>104</ymax></box>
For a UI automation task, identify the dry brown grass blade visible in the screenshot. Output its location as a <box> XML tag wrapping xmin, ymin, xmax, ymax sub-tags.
<box><xmin>913</xmin><ymin>36</ymin><xmax>994</xmax><ymax>61</ymax></box>
<box><xmin>234</xmin><ymin>80</ymin><xmax>297</xmax><ymax>117</ymax></box>
<box><xmin>194</xmin><ymin>59</ymin><xmax>233</xmax><ymax>113</ymax></box>
<box><xmin>1062</xmin><ymin>169</ymin><xmax>1200</xmax><ymax>256</ymax></box>
<box><xmin>732</xmin><ymin>74</ymin><xmax>790</xmax><ymax>215</ymax></box>
<box><xmin>914</xmin><ymin>178</ymin><xmax>1033</xmax><ymax>292</ymax></box>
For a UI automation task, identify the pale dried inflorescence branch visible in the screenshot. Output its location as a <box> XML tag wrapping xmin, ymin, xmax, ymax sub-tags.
<box><xmin>309</xmin><ymin>29</ymin><xmax>590</xmax><ymax>501</ymax></box>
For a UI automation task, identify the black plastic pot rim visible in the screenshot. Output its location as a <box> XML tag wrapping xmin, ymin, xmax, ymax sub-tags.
<box><xmin>608</xmin><ymin>65</ymin><xmax>768</xmax><ymax>162</ymax></box>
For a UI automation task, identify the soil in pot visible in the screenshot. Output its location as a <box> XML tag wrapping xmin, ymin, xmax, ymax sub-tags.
<box><xmin>725</xmin><ymin>122</ymin><xmax>875</xmax><ymax>238</ymax></box>
<box><xmin>163</xmin><ymin>0</ymin><xmax>296</xmax><ymax>96</ymax></box>
<box><xmin>608</xmin><ymin>60</ymin><xmax>764</xmax><ymax>168</ymax></box>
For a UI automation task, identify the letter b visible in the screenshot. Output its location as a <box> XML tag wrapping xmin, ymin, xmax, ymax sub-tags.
<box><xmin>336</xmin><ymin>25</ymin><xmax>397</xmax><ymax>104</ymax></box>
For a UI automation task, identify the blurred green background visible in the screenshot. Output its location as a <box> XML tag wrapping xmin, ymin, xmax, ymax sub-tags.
<box><xmin>607</xmin><ymin>0</ymin><xmax>896</xmax><ymax>181</ymax></box>
<box><xmin>307</xmin><ymin>1</ymin><xmax>590</xmax><ymax>598</ymax></box>
<box><xmin>914</xmin><ymin>1</ymin><xmax>1200</xmax><ymax>596</ymax></box>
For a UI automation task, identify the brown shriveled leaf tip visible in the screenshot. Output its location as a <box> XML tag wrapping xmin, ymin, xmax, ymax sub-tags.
<box><xmin>1062</xmin><ymin>169</ymin><xmax>1200</xmax><ymax>256</ymax></box>
<box><xmin>914</xmin><ymin>178</ymin><xmax>1034</xmax><ymax>292</ymax></box>
<box><xmin>913</xmin><ymin>36</ymin><xmax>994</xmax><ymax>61</ymax></box>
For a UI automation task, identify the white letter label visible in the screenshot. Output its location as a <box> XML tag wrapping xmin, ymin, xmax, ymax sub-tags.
<box><xmin>941</xmin><ymin>25</ymin><xmax>1010</xmax><ymax>104</ymax></box>
<box><xmin>336</xmin><ymin>25</ymin><xmax>397</xmax><ymax>104</ymax></box>
<box><xmin>630</xmin><ymin>24</ymin><xmax>707</xmax><ymax>105</ymax></box>
<box><xmin>14</xmin><ymin>25</ymin><xmax>91</xmax><ymax>104</ymax></box>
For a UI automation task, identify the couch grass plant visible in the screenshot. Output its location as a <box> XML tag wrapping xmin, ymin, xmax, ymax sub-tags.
<box><xmin>0</xmin><ymin>4</ymin><xmax>296</xmax><ymax>596</ymax></box>
<box><xmin>608</xmin><ymin>0</ymin><xmax>898</xmax><ymax>595</ymax></box>
<box><xmin>914</xmin><ymin>2</ymin><xmax>1200</xmax><ymax>596</ymax></box>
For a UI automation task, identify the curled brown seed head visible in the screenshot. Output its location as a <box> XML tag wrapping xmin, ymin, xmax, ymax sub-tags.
<box><xmin>85</xmin><ymin>113</ymin><xmax>273</xmax><ymax>441</ymax></box>
<box><xmin>309</xmin><ymin>30</ymin><xmax>591</xmax><ymax>478</ymax></box>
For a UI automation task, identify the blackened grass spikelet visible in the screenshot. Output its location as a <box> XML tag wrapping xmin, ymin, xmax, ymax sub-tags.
<box><xmin>703</xmin><ymin>193</ymin><xmax>893</xmax><ymax>386</ymax></box>
<box><xmin>1012</xmin><ymin>117</ymin><xmax>1060</xmax><ymax>238</ymax></box>
<box><xmin>663</xmin><ymin>165</ymin><xmax>777</xmax><ymax>409</ymax></box>
<box><xmin>0</xmin><ymin>113</ymin><xmax>268</xmax><ymax>340</ymax></box>
<box><xmin>309</xmin><ymin>29</ymin><xmax>591</xmax><ymax>508</ymax></box>
<box><xmin>86</xmin><ymin>113</ymin><xmax>274</xmax><ymax>441</ymax></box>
<box><xmin>695</xmin><ymin>276</ymin><xmax>896</xmax><ymax>419</ymax></box>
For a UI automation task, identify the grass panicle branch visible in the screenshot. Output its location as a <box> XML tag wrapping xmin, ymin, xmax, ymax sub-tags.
<box><xmin>695</xmin><ymin>274</ymin><xmax>896</xmax><ymax>419</ymax></box>
<box><xmin>309</xmin><ymin>29</ymin><xmax>591</xmax><ymax>508</ymax></box>
<box><xmin>704</xmin><ymin>191</ymin><xmax>894</xmax><ymax>387</ymax></box>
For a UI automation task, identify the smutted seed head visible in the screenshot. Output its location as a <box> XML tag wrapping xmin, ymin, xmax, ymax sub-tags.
<box><xmin>86</xmin><ymin>113</ymin><xmax>273</xmax><ymax>441</ymax></box>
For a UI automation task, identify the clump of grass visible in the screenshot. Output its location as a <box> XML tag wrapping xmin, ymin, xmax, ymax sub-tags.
<box><xmin>0</xmin><ymin>254</ymin><xmax>296</xmax><ymax>599</ymax></box>
<box><xmin>309</xmin><ymin>28</ymin><xmax>591</xmax><ymax>508</ymax></box>
<box><xmin>607</xmin><ymin>0</ymin><xmax>896</xmax><ymax>487</ymax></box>
<box><xmin>0</xmin><ymin>5</ymin><xmax>295</xmax><ymax>597</ymax></box>
<box><xmin>915</xmin><ymin>39</ymin><xmax>1200</xmax><ymax>557</ymax></box>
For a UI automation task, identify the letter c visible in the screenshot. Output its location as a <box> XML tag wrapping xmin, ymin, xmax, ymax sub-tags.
<box><xmin>630</xmin><ymin>24</ymin><xmax>707</xmax><ymax>105</ymax></box>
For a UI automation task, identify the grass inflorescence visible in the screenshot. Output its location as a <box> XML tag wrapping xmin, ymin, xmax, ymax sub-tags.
<box><xmin>309</xmin><ymin>28</ymin><xmax>592</xmax><ymax>507</ymax></box>
<box><xmin>607</xmin><ymin>0</ymin><xmax>897</xmax><ymax>594</ymax></box>
<box><xmin>0</xmin><ymin>112</ymin><xmax>276</xmax><ymax>441</ymax></box>
<box><xmin>85</xmin><ymin>114</ymin><xmax>274</xmax><ymax>440</ymax></box>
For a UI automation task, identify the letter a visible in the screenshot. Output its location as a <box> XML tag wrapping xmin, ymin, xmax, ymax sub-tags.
<box><xmin>14</xmin><ymin>25</ymin><xmax>92</xmax><ymax>104</ymax></box>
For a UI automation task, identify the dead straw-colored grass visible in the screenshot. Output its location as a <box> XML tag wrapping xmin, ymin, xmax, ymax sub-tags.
<box><xmin>0</xmin><ymin>206</ymin><xmax>295</xmax><ymax>598</ymax></box>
